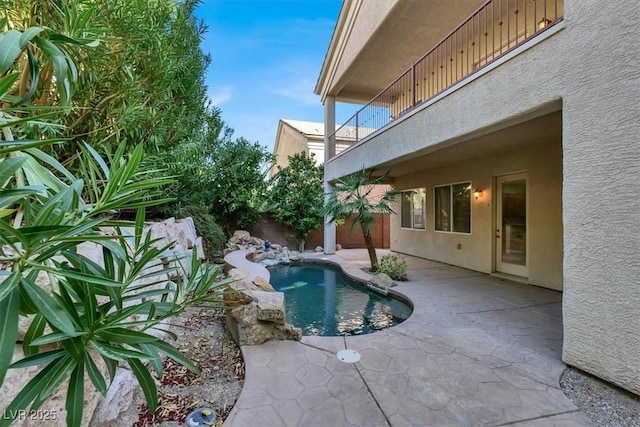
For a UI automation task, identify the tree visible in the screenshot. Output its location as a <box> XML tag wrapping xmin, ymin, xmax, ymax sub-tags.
<box><xmin>324</xmin><ymin>169</ymin><xmax>399</xmax><ymax>271</ymax></box>
<box><xmin>2</xmin><ymin>0</ymin><xmax>243</xmax><ymax>254</ymax></box>
<box><xmin>193</xmin><ymin>135</ymin><xmax>274</xmax><ymax>236</ymax></box>
<box><xmin>2</xmin><ymin>0</ymin><xmax>213</xmax><ymax>162</ymax></box>
<box><xmin>268</xmin><ymin>153</ymin><xmax>324</xmax><ymax>251</ymax></box>
<box><xmin>0</xmin><ymin>17</ymin><xmax>230</xmax><ymax>427</ymax></box>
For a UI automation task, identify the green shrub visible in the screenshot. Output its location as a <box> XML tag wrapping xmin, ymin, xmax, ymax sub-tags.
<box><xmin>377</xmin><ymin>254</ymin><xmax>408</xmax><ymax>281</ymax></box>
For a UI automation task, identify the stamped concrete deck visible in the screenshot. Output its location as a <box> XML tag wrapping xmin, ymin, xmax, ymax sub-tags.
<box><xmin>223</xmin><ymin>249</ymin><xmax>593</xmax><ymax>427</ymax></box>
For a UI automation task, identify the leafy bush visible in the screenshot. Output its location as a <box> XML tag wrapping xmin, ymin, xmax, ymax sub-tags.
<box><xmin>0</xmin><ymin>28</ymin><xmax>230</xmax><ymax>423</ymax></box>
<box><xmin>0</xmin><ymin>138</ymin><xmax>233</xmax><ymax>427</ymax></box>
<box><xmin>377</xmin><ymin>254</ymin><xmax>408</xmax><ymax>281</ymax></box>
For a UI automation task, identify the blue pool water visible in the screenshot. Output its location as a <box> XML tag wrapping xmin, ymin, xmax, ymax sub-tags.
<box><xmin>268</xmin><ymin>263</ymin><xmax>413</xmax><ymax>336</ymax></box>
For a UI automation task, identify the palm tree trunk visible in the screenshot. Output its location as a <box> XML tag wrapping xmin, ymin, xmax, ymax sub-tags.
<box><xmin>360</xmin><ymin>219</ymin><xmax>378</xmax><ymax>271</ymax></box>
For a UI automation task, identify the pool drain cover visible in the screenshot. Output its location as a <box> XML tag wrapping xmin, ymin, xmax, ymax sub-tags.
<box><xmin>337</xmin><ymin>349</ymin><xmax>361</xmax><ymax>363</ymax></box>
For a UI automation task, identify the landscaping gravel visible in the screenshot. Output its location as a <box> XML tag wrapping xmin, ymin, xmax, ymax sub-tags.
<box><xmin>561</xmin><ymin>367</ymin><xmax>640</xmax><ymax>427</ymax></box>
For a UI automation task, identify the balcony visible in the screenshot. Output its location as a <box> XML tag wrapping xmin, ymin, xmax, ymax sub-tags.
<box><xmin>328</xmin><ymin>0</ymin><xmax>564</xmax><ymax>159</ymax></box>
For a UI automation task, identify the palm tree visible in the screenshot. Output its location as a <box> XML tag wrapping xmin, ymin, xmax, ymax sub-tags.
<box><xmin>324</xmin><ymin>168</ymin><xmax>398</xmax><ymax>271</ymax></box>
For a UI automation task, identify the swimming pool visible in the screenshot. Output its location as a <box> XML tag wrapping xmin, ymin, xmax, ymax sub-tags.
<box><xmin>268</xmin><ymin>263</ymin><xmax>412</xmax><ymax>336</ymax></box>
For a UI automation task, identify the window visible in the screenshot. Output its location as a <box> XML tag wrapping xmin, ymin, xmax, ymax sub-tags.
<box><xmin>434</xmin><ymin>182</ymin><xmax>471</xmax><ymax>233</ymax></box>
<box><xmin>401</xmin><ymin>188</ymin><xmax>426</xmax><ymax>230</ymax></box>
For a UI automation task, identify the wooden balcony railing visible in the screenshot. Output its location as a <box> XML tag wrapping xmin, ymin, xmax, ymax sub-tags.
<box><xmin>328</xmin><ymin>0</ymin><xmax>563</xmax><ymax>159</ymax></box>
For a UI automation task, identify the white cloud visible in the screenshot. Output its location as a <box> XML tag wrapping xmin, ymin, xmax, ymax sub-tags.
<box><xmin>208</xmin><ymin>86</ymin><xmax>234</xmax><ymax>106</ymax></box>
<box><xmin>272</xmin><ymin>77</ymin><xmax>320</xmax><ymax>106</ymax></box>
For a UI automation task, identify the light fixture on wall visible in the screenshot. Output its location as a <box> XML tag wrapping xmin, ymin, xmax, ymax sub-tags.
<box><xmin>538</xmin><ymin>18</ymin><xmax>552</xmax><ymax>30</ymax></box>
<box><xmin>473</xmin><ymin>188</ymin><xmax>483</xmax><ymax>200</ymax></box>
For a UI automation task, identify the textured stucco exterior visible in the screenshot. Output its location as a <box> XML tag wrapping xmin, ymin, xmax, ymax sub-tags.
<box><xmin>392</xmin><ymin>135</ymin><xmax>563</xmax><ymax>290</ymax></box>
<box><xmin>318</xmin><ymin>0</ymin><xmax>640</xmax><ymax>394</ymax></box>
<box><xmin>270</xmin><ymin>120</ymin><xmax>313</xmax><ymax>177</ymax></box>
<box><xmin>559</xmin><ymin>1</ymin><xmax>640</xmax><ymax>396</ymax></box>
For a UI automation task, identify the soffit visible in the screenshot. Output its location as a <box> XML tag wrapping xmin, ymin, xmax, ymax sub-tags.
<box><xmin>373</xmin><ymin>111</ymin><xmax>563</xmax><ymax>177</ymax></box>
<box><xmin>335</xmin><ymin>0</ymin><xmax>486</xmax><ymax>103</ymax></box>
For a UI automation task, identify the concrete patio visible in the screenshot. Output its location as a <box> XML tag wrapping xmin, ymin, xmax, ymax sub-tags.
<box><xmin>223</xmin><ymin>249</ymin><xmax>593</xmax><ymax>426</ymax></box>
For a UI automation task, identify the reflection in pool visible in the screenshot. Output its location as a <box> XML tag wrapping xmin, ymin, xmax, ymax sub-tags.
<box><xmin>268</xmin><ymin>263</ymin><xmax>412</xmax><ymax>336</ymax></box>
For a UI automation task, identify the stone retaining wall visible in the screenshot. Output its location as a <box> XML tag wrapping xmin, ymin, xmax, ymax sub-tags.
<box><xmin>223</xmin><ymin>232</ymin><xmax>302</xmax><ymax>346</ymax></box>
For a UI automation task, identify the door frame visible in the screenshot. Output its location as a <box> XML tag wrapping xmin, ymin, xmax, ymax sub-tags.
<box><xmin>494</xmin><ymin>172</ymin><xmax>529</xmax><ymax>278</ymax></box>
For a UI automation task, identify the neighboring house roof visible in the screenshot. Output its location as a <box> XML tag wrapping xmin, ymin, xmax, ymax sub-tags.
<box><xmin>280</xmin><ymin>119</ymin><xmax>325</xmax><ymax>139</ymax></box>
<box><xmin>270</xmin><ymin>119</ymin><xmax>374</xmax><ymax>177</ymax></box>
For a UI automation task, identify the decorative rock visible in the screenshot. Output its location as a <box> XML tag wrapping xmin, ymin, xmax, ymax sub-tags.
<box><xmin>228</xmin><ymin>268</ymin><xmax>251</xmax><ymax>281</ymax></box>
<box><xmin>255</xmin><ymin>291</ymin><xmax>285</xmax><ymax>323</ymax></box>
<box><xmin>315</xmin><ymin>246</ymin><xmax>324</xmax><ymax>252</ymax></box>
<box><xmin>270</xmin><ymin>243</ymin><xmax>282</xmax><ymax>251</ymax></box>
<box><xmin>231</xmin><ymin>230</ymin><xmax>251</xmax><ymax>243</ymax></box>
<box><xmin>253</xmin><ymin>276</ymin><xmax>275</xmax><ymax>292</ymax></box>
<box><xmin>274</xmin><ymin>323</ymin><xmax>302</xmax><ymax>341</ymax></box>
<box><xmin>237</xmin><ymin>321</ymin><xmax>302</xmax><ymax>346</ymax></box>
<box><xmin>175</xmin><ymin>217</ymin><xmax>197</xmax><ymax>249</ymax></box>
<box><xmin>230</xmin><ymin>303</ymin><xmax>258</xmax><ymax>326</ymax></box>
<box><xmin>239</xmin><ymin>323</ymin><xmax>273</xmax><ymax>346</ymax></box>
<box><xmin>250</xmin><ymin>237</ymin><xmax>264</xmax><ymax>247</ymax></box>
<box><xmin>224</xmin><ymin>279</ymin><xmax>301</xmax><ymax>346</ymax></box>
<box><xmin>289</xmin><ymin>251</ymin><xmax>302</xmax><ymax>261</ymax></box>
<box><xmin>336</xmin><ymin>243</ymin><xmax>343</xmax><ymax>251</ymax></box>
<box><xmin>223</xmin><ymin>282</ymin><xmax>255</xmax><ymax>307</ymax></box>
<box><xmin>254</xmin><ymin>252</ymin><xmax>268</xmax><ymax>263</ymax></box>
<box><xmin>194</xmin><ymin>236</ymin><xmax>206</xmax><ymax>260</ymax></box>
<box><xmin>262</xmin><ymin>259</ymin><xmax>280</xmax><ymax>267</ymax></box>
<box><xmin>368</xmin><ymin>273</ymin><xmax>393</xmax><ymax>295</ymax></box>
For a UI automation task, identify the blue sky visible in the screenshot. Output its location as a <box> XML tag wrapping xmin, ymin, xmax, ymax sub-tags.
<box><xmin>195</xmin><ymin>0</ymin><xmax>349</xmax><ymax>153</ymax></box>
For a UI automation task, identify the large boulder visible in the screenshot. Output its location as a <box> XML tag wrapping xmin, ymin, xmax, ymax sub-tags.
<box><xmin>223</xmin><ymin>282</ymin><xmax>255</xmax><ymax>307</ymax></box>
<box><xmin>230</xmin><ymin>230</ymin><xmax>250</xmax><ymax>245</ymax></box>
<box><xmin>90</xmin><ymin>369</ymin><xmax>138</xmax><ymax>426</ymax></box>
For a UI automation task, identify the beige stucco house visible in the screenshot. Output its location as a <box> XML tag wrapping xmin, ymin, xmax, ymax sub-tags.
<box><xmin>270</xmin><ymin>119</ymin><xmax>326</xmax><ymax>177</ymax></box>
<box><xmin>316</xmin><ymin>0</ymin><xmax>639</xmax><ymax>395</ymax></box>
<box><xmin>270</xmin><ymin>119</ymin><xmax>360</xmax><ymax>177</ymax></box>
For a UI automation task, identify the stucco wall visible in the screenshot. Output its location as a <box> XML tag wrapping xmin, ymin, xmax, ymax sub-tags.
<box><xmin>559</xmin><ymin>0</ymin><xmax>640</xmax><ymax>395</ymax></box>
<box><xmin>392</xmin><ymin>137</ymin><xmax>563</xmax><ymax>290</ymax></box>
<box><xmin>272</xmin><ymin>123</ymin><xmax>310</xmax><ymax>175</ymax></box>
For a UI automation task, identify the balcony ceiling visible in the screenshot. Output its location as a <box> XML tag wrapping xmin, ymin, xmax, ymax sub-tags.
<box><xmin>335</xmin><ymin>0</ymin><xmax>486</xmax><ymax>103</ymax></box>
<box><xmin>372</xmin><ymin>111</ymin><xmax>563</xmax><ymax>178</ymax></box>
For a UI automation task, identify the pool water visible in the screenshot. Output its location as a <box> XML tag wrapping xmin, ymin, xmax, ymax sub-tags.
<box><xmin>268</xmin><ymin>263</ymin><xmax>412</xmax><ymax>336</ymax></box>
